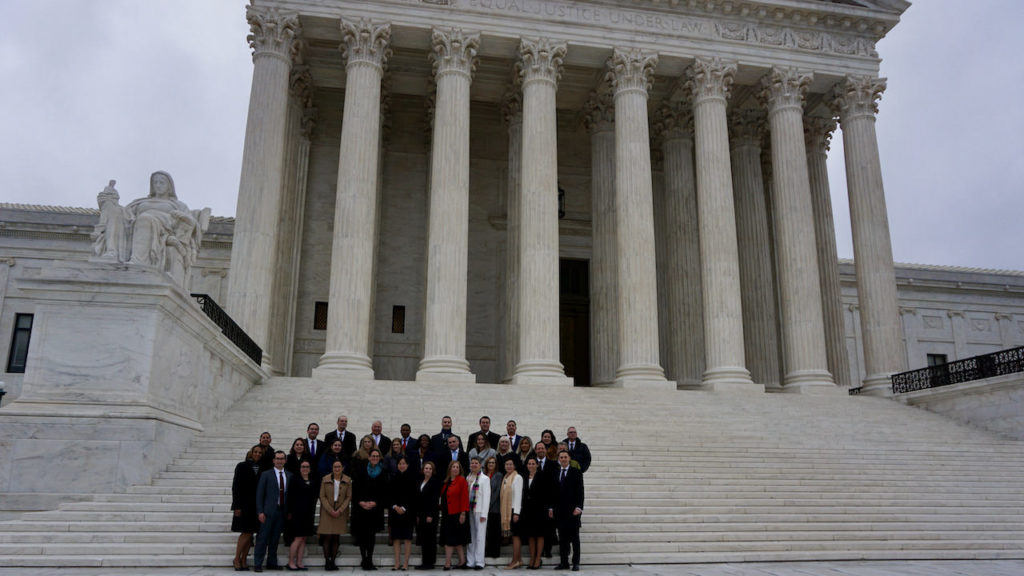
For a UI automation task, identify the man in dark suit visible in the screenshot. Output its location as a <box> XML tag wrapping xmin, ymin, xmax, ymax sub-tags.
<box><xmin>254</xmin><ymin>450</ymin><xmax>291</xmax><ymax>572</ymax></box>
<box><xmin>303</xmin><ymin>422</ymin><xmax>324</xmax><ymax>467</ymax></box>
<box><xmin>439</xmin><ymin>434</ymin><xmax>470</xmax><ymax>474</ymax></box>
<box><xmin>323</xmin><ymin>415</ymin><xmax>356</xmax><ymax>464</ymax></box>
<box><xmin>562</xmin><ymin>426</ymin><xmax>591</xmax><ymax>474</ymax></box>
<box><xmin>505</xmin><ymin>419</ymin><xmax>521</xmax><ymax>452</ymax></box>
<box><xmin>429</xmin><ymin>415</ymin><xmax>456</xmax><ymax>458</ymax></box>
<box><xmin>549</xmin><ymin>450</ymin><xmax>584</xmax><ymax>571</ymax></box>
<box><xmin>466</xmin><ymin>415</ymin><xmax>501</xmax><ymax>452</ymax></box>
<box><xmin>369</xmin><ymin>420</ymin><xmax>391</xmax><ymax>452</ymax></box>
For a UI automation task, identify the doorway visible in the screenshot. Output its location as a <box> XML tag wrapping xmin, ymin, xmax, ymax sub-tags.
<box><xmin>559</xmin><ymin>259</ymin><xmax>591</xmax><ymax>387</ymax></box>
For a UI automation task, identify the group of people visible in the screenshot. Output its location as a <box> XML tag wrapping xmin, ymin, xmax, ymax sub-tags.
<box><xmin>231</xmin><ymin>415</ymin><xmax>591</xmax><ymax>572</ymax></box>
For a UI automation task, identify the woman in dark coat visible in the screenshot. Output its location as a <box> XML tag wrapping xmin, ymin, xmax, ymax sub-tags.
<box><xmin>389</xmin><ymin>456</ymin><xmax>418</xmax><ymax>570</ymax></box>
<box><xmin>482</xmin><ymin>456</ymin><xmax>504</xmax><ymax>559</ymax></box>
<box><xmin>352</xmin><ymin>448</ymin><xmax>388</xmax><ymax>570</ymax></box>
<box><xmin>414</xmin><ymin>460</ymin><xmax>442</xmax><ymax>570</ymax></box>
<box><xmin>520</xmin><ymin>457</ymin><xmax>550</xmax><ymax>569</ymax></box>
<box><xmin>285</xmin><ymin>461</ymin><xmax>318</xmax><ymax>570</ymax></box>
<box><xmin>285</xmin><ymin>437</ymin><xmax>312</xmax><ymax>475</ymax></box>
<box><xmin>231</xmin><ymin>444</ymin><xmax>264</xmax><ymax>571</ymax></box>
<box><xmin>319</xmin><ymin>438</ymin><xmax>345</xmax><ymax>477</ymax></box>
<box><xmin>439</xmin><ymin>460</ymin><xmax>470</xmax><ymax>570</ymax></box>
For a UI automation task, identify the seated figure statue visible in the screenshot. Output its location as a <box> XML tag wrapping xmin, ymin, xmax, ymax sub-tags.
<box><xmin>91</xmin><ymin>171</ymin><xmax>211</xmax><ymax>289</ymax></box>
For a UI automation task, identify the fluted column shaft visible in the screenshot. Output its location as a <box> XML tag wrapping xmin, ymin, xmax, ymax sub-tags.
<box><xmin>417</xmin><ymin>28</ymin><xmax>480</xmax><ymax>382</ymax></box>
<box><xmin>315</xmin><ymin>19</ymin><xmax>390</xmax><ymax>378</ymax></box>
<box><xmin>584</xmin><ymin>89</ymin><xmax>618</xmax><ymax>387</ymax></box>
<box><xmin>805</xmin><ymin>116</ymin><xmax>851</xmax><ymax>389</ymax></box>
<box><xmin>658</xmin><ymin>112</ymin><xmax>705</xmax><ymax>388</ymax></box>
<box><xmin>686</xmin><ymin>58</ymin><xmax>758</xmax><ymax>392</ymax></box>
<box><xmin>831</xmin><ymin>76</ymin><xmax>905</xmax><ymax>395</ymax></box>
<box><xmin>729</xmin><ymin>111</ymin><xmax>781</xmax><ymax>389</ymax></box>
<box><xmin>501</xmin><ymin>91</ymin><xmax>523</xmax><ymax>383</ymax></box>
<box><xmin>511</xmin><ymin>38</ymin><xmax>571</xmax><ymax>386</ymax></box>
<box><xmin>227</xmin><ymin>6</ymin><xmax>300</xmax><ymax>369</ymax></box>
<box><xmin>760</xmin><ymin>68</ymin><xmax>833</xmax><ymax>391</ymax></box>
<box><xmin>608</xmin><ymin>48</ymin><xmax>671</xmax><ymax>388</ymax></box>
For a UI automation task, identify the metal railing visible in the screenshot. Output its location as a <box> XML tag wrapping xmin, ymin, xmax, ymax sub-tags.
<box><xmin>891</xmin><ymin>345</ymin><xmax>1024</xmax><ymax>394</ymax></box>
<box><xmin>191</xmin><ymin>294</ymin><xmax>263</xmax><ymax>365</ymax></box>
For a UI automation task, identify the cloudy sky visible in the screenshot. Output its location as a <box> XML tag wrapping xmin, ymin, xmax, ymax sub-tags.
<box><xmin>2</xmin><ymin>0</ymin><xmax>1022</xmax><ymax>271</ymax></box>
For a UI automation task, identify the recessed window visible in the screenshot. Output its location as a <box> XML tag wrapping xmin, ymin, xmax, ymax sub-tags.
<box><xmin>927</xmin><ymin>353</ymin><xmax>948</xmax><ymax>367</ymax></box>
<box><xmin>314</xmin><ymin>302</ymin><xmax>328</xmax><ymax>331</ymax></box>
<box><xmin>392</xmin><ymin>306</ymin><xmax>406</xmax><ymax>334</ymax></box>
<box><xmin>7</xmin><ymin>313</ymin><xmax>33</xmax><ymax>373</ymax></box>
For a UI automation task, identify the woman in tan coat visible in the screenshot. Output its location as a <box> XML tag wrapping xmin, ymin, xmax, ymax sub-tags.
<box><xmin>318</xmin><ymin>459</ymin><xmax>352</xmax><ymax>571</ymax></box>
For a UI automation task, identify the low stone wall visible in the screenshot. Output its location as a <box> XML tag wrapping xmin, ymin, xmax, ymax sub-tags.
<box><xmin>900</xmin><ymin>372</ymin><xmax>1024</xmax><ymax>440</ymax></box>
<box><xmin>0</xmin><ymin>262</ymin><xmax>263</xmax><ymax>508</ymax></box>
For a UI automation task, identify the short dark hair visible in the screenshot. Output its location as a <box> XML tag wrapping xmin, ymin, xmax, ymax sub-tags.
<box><xmin>401</xmin><ymin>423</ymin><xmax>411</xmax><ymax>429</ymax></box>
<box><xmin>507</xmin><ymin>419</ymin><xmax>517</xmax><ymax>426</ymax></box>
<box><xmin>307</xmin><ymin>422</ymin><xmax>319</xmax><ymax>431</ymax></box>
<box><xmin>479</xmin><ymin>416</ymin><xmax>490</xmax><ymax>423</ymax></box>
<box><xmin>274</xmin><ymin>450</ymin><xmax>286</xmax><ymax>457</ymax></box>
<box><xmin>557</xmin><ymin>449</ymin><xmax>570</xmax><ymax>458</ymax></box>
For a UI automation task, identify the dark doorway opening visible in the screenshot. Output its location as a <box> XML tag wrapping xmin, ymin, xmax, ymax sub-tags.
<box><xmin>559</xmin><ymin>259</ymin><xmax>591</xmax><ymax>387</ymax></box>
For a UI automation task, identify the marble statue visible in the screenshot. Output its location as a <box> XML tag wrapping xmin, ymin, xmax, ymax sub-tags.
<box><xmin>91</xmin><ymin>171</ymin><xmax>211</xmax><ymax>289</ymax></box>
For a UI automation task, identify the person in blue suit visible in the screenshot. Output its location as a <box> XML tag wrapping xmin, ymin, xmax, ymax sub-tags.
<box><xmin>254</xmin><ymin>450</ymin><xmax>292</xmax><ymax>572</ymax></box>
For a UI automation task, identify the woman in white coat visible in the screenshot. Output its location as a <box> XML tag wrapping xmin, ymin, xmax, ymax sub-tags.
<box><xmin>465</xmin><ymin>458</ymin><xmax>491</xmax><ymax>569</ymax></box>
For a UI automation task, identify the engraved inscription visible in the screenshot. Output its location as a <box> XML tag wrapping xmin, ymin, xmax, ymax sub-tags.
<box><xmin>465</xmin><ymin>0</ymin><xmax>708</xmax><ymax>36</ymax></box>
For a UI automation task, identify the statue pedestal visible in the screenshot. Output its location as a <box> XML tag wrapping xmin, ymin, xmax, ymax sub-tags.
<box><xmin>0</xmin><ymin>262</ymin><xmax>263</xmax><ymax>496</ymax></box>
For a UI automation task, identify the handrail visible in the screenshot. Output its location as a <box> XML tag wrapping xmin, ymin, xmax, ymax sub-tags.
<box><xmin>891</xmin><ymin>345</ymin><xmax>1024</xmax><ymax>394</ymax></box>
<box><xmin>190</xmin><ymin>294</ymin><xmax>263</xmax><ymax>365</ymax></box>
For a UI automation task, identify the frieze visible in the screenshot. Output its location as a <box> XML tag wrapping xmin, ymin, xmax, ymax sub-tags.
<box><xmin>401</xmin><ymin>0</ymin><xmax>878</xmax><ymax>58</ymax></box>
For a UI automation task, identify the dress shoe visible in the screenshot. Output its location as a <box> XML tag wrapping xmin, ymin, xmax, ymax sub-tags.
<box><xmin>554</xmin><ymin>564</ymin><xmax>570</xmax><ymax>570</ymax></box>
<box><xmin>414</xmin><ymin>566</ymin><xmax>434</xmax><ymax>571</ymax></box>
<box><xmin>253</xmin><ymin>567</ymin><xmax>263</xmax><ymax>573</ymax></box>
<box><xmin>571</xmin><ymin>566</ymin><xmax>579</xmax><ymax>572</ymax></box>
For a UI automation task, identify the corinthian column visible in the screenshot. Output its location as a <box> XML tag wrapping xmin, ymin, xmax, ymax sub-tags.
<box><xmin>759</xmin><ymin>67</ymin><xmax>834</xmax><ymax>392</ymax></box>
<box><xmin>314</xmin><ymin>18</ymin><xmax>390</xmax><ymax>378</ymax></box>
<box><xmin>830</xmin><ymin>76</ymin><xmax>905</xmax><ymax>395</ymax></box>
<box><xmin>654</xmin><ymin>102</ymin><xmax>704</xmax><ymax>387</ymax></box>
<box><xmin>685</xmin><ymin>58</ymin><xmax>758</xmax><ymax>392</ymax></box>
<box><xmin>583</xmin><ymin>87</ymin><xmax>618</xmax><ymax>387</ymax></box>
<box><xmin>227</xmin><ymin>6</ymin><xmax>301</xmax><ymax>369</ymax></box>
<box><xmin>511</xmin><ymin>37</ymin><xmax>572</xmax><ymax>386</ymax></box>
<box><xmin>607</xmin><ymin>48</ymin><xmax>672</xmax><ymax>388</ymax></box>
<box><xmin>805</xmin><ymin>115</ymin><xmax>851</xmax><ymax>389</ymax></box>
<box><xmin>501</xmin><ymin>88</ymin><xmax>523</xmax><ymax>383</ymax></box>
<box><xmin>729</xmin><ymin>109</ymin><xmax>781</xmax><ymax>390</ymax></box>
<box><xmin>417</xmin><ymin>28</ymin><xmax>481</xmax><ymax>383</ymax></box>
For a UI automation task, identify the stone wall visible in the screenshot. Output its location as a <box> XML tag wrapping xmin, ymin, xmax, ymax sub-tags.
<box><xmin>900</xmin><ymin>373</ymin><xmax>1024</xmax><ymax>440</ymax></box>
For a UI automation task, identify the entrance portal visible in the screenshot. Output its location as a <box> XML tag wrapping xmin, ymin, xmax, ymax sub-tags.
<box><xmin>559</xmin><ymin>259</ymin><xmax>591</xmax><ymax>387</ymax></box>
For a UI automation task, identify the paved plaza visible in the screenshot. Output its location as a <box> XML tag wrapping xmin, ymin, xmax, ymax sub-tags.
<box><xmin>2</xmin><ymin>560</ymin><xmax>1023</xmax><ymax>576</ymax></box>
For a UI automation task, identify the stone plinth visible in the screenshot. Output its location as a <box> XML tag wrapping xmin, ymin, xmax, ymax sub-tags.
<box><xmin>0</xmin><ymin>262</ymin><xmax>262</xmax><ymax>495</ymax></box>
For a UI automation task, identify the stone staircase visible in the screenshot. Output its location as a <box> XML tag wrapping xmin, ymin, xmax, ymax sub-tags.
<box><xmin>2</xmin><ymin>376</ymin><xmax>1024</xmax><ymax>567</ymax></box>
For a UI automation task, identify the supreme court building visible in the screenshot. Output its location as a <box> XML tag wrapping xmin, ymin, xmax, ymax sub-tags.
<box><xmin>219</xmin><ymin>0</ymin><xmax>912</xmax><ymax>395</ymax></box>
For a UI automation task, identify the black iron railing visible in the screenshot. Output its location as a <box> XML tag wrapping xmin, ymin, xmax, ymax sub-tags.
<box><xmin>191</xmin><ymin>294</ymin><xmax>263</xmax><ymax>365</ymax></box>
<box><xmin>891</xmin><ymin>346</ymin><xmax>1024</xmax><ymax>394</ymax></box>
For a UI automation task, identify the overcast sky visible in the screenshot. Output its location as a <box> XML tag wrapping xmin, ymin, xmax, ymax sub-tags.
<box><xmin>2</xmin><ymin>0</ymin><xmax>1022</xmax><ymax>271</ymax></box>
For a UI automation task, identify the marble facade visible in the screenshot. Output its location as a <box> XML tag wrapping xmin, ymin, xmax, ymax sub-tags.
<box><xmin>221</xmin><ymin>0</ymin><xmax>912</xmax><ymax>393</ymax></box>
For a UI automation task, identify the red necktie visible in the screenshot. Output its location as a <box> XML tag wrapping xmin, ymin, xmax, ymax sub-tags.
<box><xmin>402</xmin><ymin>438</ymin><xmax>407</xmax><ymax>450</ymax></box>
<box><xmin>278</xmin><ymin>471</ymin><xmax>284</xmax><ymax>507</ymax></box>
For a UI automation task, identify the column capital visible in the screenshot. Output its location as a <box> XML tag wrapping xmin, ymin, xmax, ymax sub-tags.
<box><xmin>728</xmin><ymin>109</ymin><xmax>766</xmax><ymax>148</ymax></box>
<box><xmin>607</xmin><ymin>48</ymin><xmax>658</xmax><ymax>96</ymax></box>
<box><xmin>651</xmin><ymin>101</ymin><xmax>693</xmax><ymax>143</ymax></box>
<box><xmin>804</xmin><ymin>114</ymin><xmax>838</xmax><ymax>152</ymax></box>
<box><xmin>430</xmin><ymin>27</ymin><xmax>481</xmax><ymax>79</ymax></box>
<box><xmin>300</xmin><ymin>106</ymin><xmax>318</xmax><ymax>140</ymax></box>
<box><xmin>830</xmin><ymin>75</ymin><xmax>886</xmax><ymax>121</ymax></box>
<box><xmin>290</xmin><ymin>64</ymin><xmax>314</xmax><ymax>108</ymax></box>
<box><xmin>502</xmin><ymin>87</ymin><xmax>523</xmax><ymax>127</ymax></box>
<box><xmin>516</xmin><ymin>37</ymin><xmax>567</xmax><ymax>87</ymax></box>
<box><xmin>246</xmin><ymin>6</ymin><xmax>301</xmax><ymax>63</ymax></box>
<box><xmin>684</xmin><ymin>57</ymin><xmax>737</xmax><ymax>104</ymax></box>
<box><xmin>758</xmin><ymin>67</ymin><xmax>812</xmax><ymax>115</ymax></box>
<box><xmin>582</xmin><ymin>86</ymin><xmax>615</xmax><ymax>135</ymax></box>
<box><xmin>340</xmin><ymin>18</ymin><xmax>392</xmax><ymax>71</ymax></box>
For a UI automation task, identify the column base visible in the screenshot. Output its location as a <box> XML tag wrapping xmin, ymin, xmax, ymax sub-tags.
<box><xmin>782</xmin><ymin>368</ymin><xmax>835</xmax><ymax>392</ymax></box>
<box><xmin>416</xmin><ymin>356</ymin><xmax>476</xmax><ymax>383</ymax></box>
<box><xmin>613</xmin><ymin>363</ymin><xmax>674</xmax><ymax>389</ymax></box>
<box><xmin>510</xmin><ymin>360</ymin><xmax>573</xmax><ymax>387</ymax></box>
<box><xmin>700</xmin><ymin>366</ymin><xmax>762</xmax><ymax>393</ymax></box>
<box><xmin>313</xmin><ymin>352</ymin><xmax>374</xmax><ymax>379</ymax></box>
<box><xmin>860</xmin><ymin>373</ymin><xmax>895</xmax><ymax>397</ymax></box>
